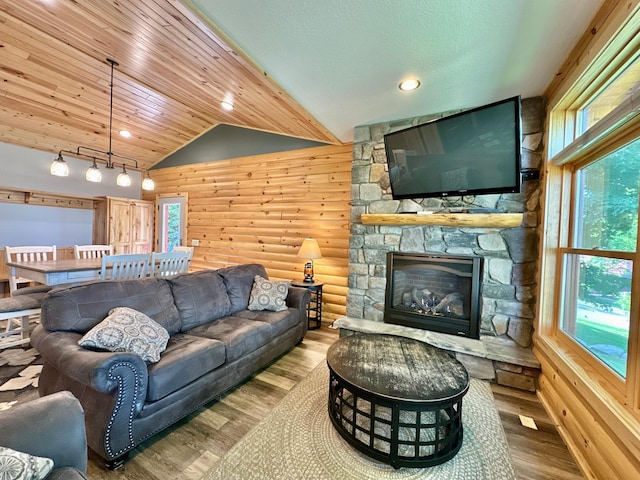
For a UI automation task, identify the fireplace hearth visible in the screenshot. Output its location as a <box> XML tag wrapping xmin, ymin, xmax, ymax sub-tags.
<box><xmin>384</xmin><ymin>252</ymin><xmax>483</xmax><ymax>339</ymax></box>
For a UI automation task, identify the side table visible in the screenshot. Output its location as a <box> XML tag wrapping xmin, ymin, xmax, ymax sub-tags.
<box><xmin>291</xmin><ymin>280</ymin><xmax>323</xmax><ymax>330</ymax></box>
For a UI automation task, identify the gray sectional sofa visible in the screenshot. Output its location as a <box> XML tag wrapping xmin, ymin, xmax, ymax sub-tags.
<box><xmin>30</xmin><ymin>264</ymin><xmax>310</xmax><ymax>468</ymax></box>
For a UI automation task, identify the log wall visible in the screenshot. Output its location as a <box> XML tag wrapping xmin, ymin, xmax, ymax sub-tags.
<box><xmin>143</xmin><ymin>144</ymin><xmax>353</xmax><ymax>322</ymax></box>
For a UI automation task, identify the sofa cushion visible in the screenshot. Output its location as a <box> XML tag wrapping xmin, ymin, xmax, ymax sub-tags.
<box><xmin>247</xmin><ymin>276</ymin><xmax>290</xmax><ymax>312</ymax></box>
<box><xmin>146</xmin><ymin>333</ymin><xmax>226</xmax><ymax>401</ymax></box>
<box><xmin>168</xmin><ymin>270</ymin><xmax>232</xmax><ymax>331</ymax></box>
<box><xmin>0</xmin><ymin>446</ymin><xmax>53</xmax><ymax>480</ymax></box>
<box><xmin>217</xmin><ymin>264</ymin><xmax>268</xmax><ymax>314</ymax></box>
<box><xmin>12</xmin><ymin>284</ymin><xmax>53</xmax><ymax>297</ymax></box>
<box><xmin>187</xmin><ymin>316</ymin><xmax>271</xmax><ymax>363</ymax></box>
<box><xmin>235</xmin><ymin>308</ymin><xmax>300</xmax><ymax>338</ymax></box>
<box><xmin>41</xmin><ymin>277</ymin><xmax>181</xmax><ymax>335</ymax></box>
<box><xmin>0</xmin><ymin>293</ymin><xmax>43</xmax><ymax>312</ymax></box>
<box><xmin>78</xmin><ymin>307</ymin><xmax>170</xmax><ymax>363</ymax></box>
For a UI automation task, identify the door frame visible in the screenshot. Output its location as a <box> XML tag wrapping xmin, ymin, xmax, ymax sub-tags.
<box><xmin>154</xmin><ymin>193</ymin><xmax>188</xmax><ymax>252</ymax></box>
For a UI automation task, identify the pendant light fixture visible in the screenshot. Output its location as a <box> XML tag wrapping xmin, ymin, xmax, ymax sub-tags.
<box><xmin>116</xmin><ymin>164</ymin><xmax>131</xmax><ymax>187</ymax></box>
<box><xmin>49</xmin><ymin>58</ymin><xmax>154</xmax><ymax>190</ymax></box>
<box><xmin>85</xmin><ymin>158</ymin><xmax>102</xmax><ymax>182</ymax></box>
<box><xmin>141</xmin><ymin>171</ymin><xmax>155</xmax><ymax>191</ymax></box>
<box><xmin>50</xmin><ymin>153</ymin><xmax>69</xmax><ymax>177</ymax></box>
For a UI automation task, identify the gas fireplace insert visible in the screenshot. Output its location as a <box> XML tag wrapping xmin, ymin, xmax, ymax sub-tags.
<box><xmin>384</xmin><ymin>252</ymin><xmax>483</xmax><ymax>339</ymax></box>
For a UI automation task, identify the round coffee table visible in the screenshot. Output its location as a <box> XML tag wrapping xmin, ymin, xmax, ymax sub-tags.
<box><xmin>326</xmin><ymin>333</ymin><xmax>469</xmax><ymax>469</ymax></box>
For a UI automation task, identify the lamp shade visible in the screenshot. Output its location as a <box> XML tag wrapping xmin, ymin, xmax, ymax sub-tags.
<box><xmin>297</xmin><ymin>238</ymin><xmax>322</xmax><ymax>259</ymax></box>
<box><xmin>141</xmin><ymin>172</ymin><xmax>155</xmax><ymax>191</ymax></box>
<box><xmin>85</xmin><ymin>160</ymin><xmax>102</xmax><ymax>182</ymax></box>
<box><xmin>116</xmin><ymin>165</ymin><xmax>131</xmax><ymax>187</ymax></box>
<box><xmin>50</xmin><ymin>154</ymin><xmax>69</xmax><ymax>177</ymax></box>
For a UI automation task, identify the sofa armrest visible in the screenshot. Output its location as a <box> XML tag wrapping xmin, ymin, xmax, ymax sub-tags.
<box><xmin>0</xmin><ymin>391</ymin><xmax>88</xmax><ymax>473</ymax></box>
<box><xmin>31</xmin><ymin>325</ymin><xmax>153</xmax><ymax>461</ymax></box>
<box><xmin>287</xmin><ymin>286</ymin><xmax>311</xmax><ymax>312</ymax></box>
<box><xmin>287</xmin><ymin>286</ymin><xmax>311</xmax><ymax>338</ymax></box>
<box><xmin>30</xmin><ymin>325</ymin><xmax>149</xmax><ymax>411</ymax></box>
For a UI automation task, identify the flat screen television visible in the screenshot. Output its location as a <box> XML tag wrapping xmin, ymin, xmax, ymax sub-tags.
<box><xmin>384</xmin><ymin>96</ymin><xmax>522</xmax><ymax>200</ymax></box>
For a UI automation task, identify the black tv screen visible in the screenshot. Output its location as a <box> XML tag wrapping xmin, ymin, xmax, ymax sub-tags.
<box><xmin>384</xmin><ymin>96</ymin><xmax>522</xmax><ymax>200</ymax></box>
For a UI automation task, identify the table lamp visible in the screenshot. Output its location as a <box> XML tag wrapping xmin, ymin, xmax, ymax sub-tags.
<box><xmin>297</xmin><ymin>238</ymin><xmax>322</xmax><ymax>282</ymax></box>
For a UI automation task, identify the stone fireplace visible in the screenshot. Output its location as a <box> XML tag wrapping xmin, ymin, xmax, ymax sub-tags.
<box><xmin>333</xmin><ymin>97</ymin><xmax>545</xmax><ymax>391</ymax></box>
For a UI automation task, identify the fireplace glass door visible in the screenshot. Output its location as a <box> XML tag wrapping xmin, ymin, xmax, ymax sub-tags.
<box><xmin>384</xmin><ymin>252</ymin><xmax>482</xmax><ymax>339</ymax></box>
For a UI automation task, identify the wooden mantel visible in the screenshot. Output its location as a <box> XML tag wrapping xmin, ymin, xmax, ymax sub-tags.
<box><xmin>360</xmin><ymin>213</ymin><xmax>523</xmax><ymax>228</ymax></box>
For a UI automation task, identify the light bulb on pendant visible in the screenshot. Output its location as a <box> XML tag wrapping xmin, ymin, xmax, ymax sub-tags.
<box><xmin>116</xmin><ymin>164</ymin><xmax>131</xmax><ymax>187</ymax></box>
<box><xmin>141</xmin><ymin>171</ymin><xmax>155</xmax><ymax>191</ymax></box>
<box><xmin>50</xmin><ymin>153</ymin><xmax>69</xmax><ymax>177</ymax></box>
<box><xmin>85</xmin><ymin>159</ymin><xmax>102</xmax><ymax>183</ymax></box>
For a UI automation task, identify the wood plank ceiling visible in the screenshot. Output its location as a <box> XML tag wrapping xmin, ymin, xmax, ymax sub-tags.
<box><xmin>0</xmin><ymin>0</ymin><xmax>340</xmax><ymax>170</ymax></box>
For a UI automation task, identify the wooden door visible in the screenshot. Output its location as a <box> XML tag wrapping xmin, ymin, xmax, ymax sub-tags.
<box><xmin>130</xmin><ymin>201</ymin><xmax>154</xmax><ymax>254</ymax></box>
<box><xmin>109</xmin><ymin>199</ymin><xmax>133</xmax><ymax>254</ymax></box>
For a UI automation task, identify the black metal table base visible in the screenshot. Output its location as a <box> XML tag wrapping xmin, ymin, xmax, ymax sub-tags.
<box><xmin>328</xmin><ymin>369</ymin><xmax>464</xmax><ymax>469</ymax></box>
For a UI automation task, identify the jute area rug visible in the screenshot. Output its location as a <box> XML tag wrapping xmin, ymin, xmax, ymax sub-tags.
<box><xmin>204</xmin><ymin>362</ymin><xmax>516</xmax><ymax>480</ymax></box>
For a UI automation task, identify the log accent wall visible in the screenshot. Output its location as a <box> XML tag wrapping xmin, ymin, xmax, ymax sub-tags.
<box><xmin>143</xmin><ymin>144</ymin><xmax>353</xmax><ymax>322</ymax></box>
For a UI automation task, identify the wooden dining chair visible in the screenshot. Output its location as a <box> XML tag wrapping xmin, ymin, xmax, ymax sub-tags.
<box><xmin>2</xmin><ymin>245</ymin><xmax>56</xmax><ymax>348</ymax></box>
<box><xmin>173</xmin><ymin>245</ymin><xmax>194</xmax><ymax>260</ymax></box>
<box><xmin>100</xmin><ymin>254</ymin><xmax>150</xmax><ymax>280</ymax></box>
<box><xmin>172</xmin><ymin>246</ymin><xmax>194</xmax><ymax>267</ymax></box>
<box><xmin>74</xmin><ymin>244</ymin><xmax>113</xmax><ymax>259</ymax></box>
<box><xmin>0</xmin><ymin>302</ymin><xmax>41</xmax><ymax>349</ymax></box>
<box><xmin>4</xmin><ymin>245</ymin><xmax>57</xmax><ymax>295</ymax></box>
<box><xmin>150</xmin><ymin>251</ymin><xmax>190</xmax><ymax>277</ymax></box>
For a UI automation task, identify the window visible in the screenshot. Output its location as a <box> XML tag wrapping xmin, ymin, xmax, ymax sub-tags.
<box><xmin>577</xmin><ymin>56</ymin><xmax>640</xmax><ymax>135</ymax></box>
<box><xmin>543</xmin><ymin>22</ymin><xmax>640</xmax><ymax>403</ymax></box>
<box><xmin>558</xmin><ymin>140</ymin><xmax>640</xmax><ymax>378</ymax></box>
<box><xmin>538</xmin><ymin>6</ymin><xmax>640</xmax><ymax>473</ymax></box>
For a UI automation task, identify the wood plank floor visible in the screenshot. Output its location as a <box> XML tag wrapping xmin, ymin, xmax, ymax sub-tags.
<box><xmin>86</xmin><ymin>326</ymin><xmax>584</xmax><ymax>479</ymax></box>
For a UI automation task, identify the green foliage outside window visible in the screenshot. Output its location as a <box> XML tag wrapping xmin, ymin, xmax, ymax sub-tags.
<box><xmin>578</xmin><ymin>141</ymin><xmax>640</xmax><ymax>252</ymax></box>
<box><xmin>167</xmin><ymin>203</ymin><xmax>180</xmax><ymax>252</ymax></box>
<box><xmin>576</xmin><ymin>139</ymin><xmax>640</xmax><ymax>313</ymax></box>
<box><xmin>564</xmin><ymin>138</ymin><xmax>640</xmax><ymax>378</ymax></box>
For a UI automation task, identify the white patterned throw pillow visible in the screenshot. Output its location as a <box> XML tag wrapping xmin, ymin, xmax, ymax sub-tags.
<box><xmin>0</xmin><ymin>446</ymin><xmax>53</xmax><ymax>480</ymax></box>
<box><xmin>78</xmin><ymin>306</ymin><xmax>170</xmax><ymax>363</ymax></box>
<box><xmin>247</xmin><ymin>275</ymin><xmax>290</xmax><ymax>312</ymax></box>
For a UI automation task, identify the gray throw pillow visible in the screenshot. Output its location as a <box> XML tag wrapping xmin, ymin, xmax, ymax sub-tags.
<box><xmin>0</xmin><ymin>446</ymin><xmax>53</xmax><ymax>480</ymax></box>
<box><xmin>78</xmin><ymin>306</ymin><xmax>170</xmax><ymax>363</ymax></box>
<box><xmin>247</xmin><ymin>275</ymin><xmax>290</xmax><ymax>312</ymax></box>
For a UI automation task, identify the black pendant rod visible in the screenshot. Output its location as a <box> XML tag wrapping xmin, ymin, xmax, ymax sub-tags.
<box><xmin>106</xmin><ymin>58</ymin><xmax>119</xmax><ymax>168</ymax></box>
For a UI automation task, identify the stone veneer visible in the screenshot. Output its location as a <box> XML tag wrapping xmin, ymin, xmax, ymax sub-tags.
<box><xmin>338</xmin><ymin>97</ymin><xmax>546</xmax><ymax>391</ymax></box>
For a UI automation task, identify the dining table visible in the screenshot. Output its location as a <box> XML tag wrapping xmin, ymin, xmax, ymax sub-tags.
<box><xmin>7</xmin><ymin>258</ymin><xmax>106</xmax><ymax>287</ymax></box>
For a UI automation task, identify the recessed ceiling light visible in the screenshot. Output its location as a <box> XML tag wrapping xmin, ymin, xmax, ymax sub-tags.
<box><xmin>119</xmin><ymin>130</ymin><xmax>132</xmax><ymax>138</ymax></box>
<box><xmin>221</xmin><ymin>101</ymin><xmax>234</xmax><ymax>111</ymax></box>
<box><xmin>399</xmin><ymin>79</ymin><xmax>421</xmax><ymax>92</ymax></box>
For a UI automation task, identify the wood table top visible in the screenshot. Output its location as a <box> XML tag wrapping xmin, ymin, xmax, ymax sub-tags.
<box><xmin>326</xmin><ymin>333</ymin><xmax>469</xmax><ymax>403</ymax></box>
<box><xmin>7</xmin><ymin>258</ymin><xmax>102</xmax><ymax>273</ymax></box>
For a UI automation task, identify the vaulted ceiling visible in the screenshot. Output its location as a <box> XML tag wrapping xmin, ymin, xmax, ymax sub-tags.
<box><xmin>0</xmin><ymin>0</ymin><xmax>603</xmax><ymax>171</ymax></box>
